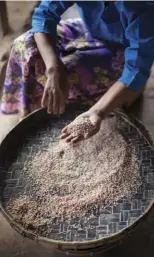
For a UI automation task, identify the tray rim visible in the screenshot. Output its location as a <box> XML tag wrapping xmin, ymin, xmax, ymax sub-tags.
<box><xmin>0</xmin><ymin>106</ymin><xmax>154</xmax><ymax>252</ymax></box>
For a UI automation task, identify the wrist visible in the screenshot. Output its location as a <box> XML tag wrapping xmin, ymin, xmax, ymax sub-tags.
<box><xmin>46</xmin><ymin>51</ymin><xmax>62</xmax><ymax>70</ymax></box>
<box><xmin>46</xmin><ymin>66</ymin><xmax>55</xmax><ymax>77</ymax></box>
<box><xmin>89</xmin><ymin>107</ymin><xmax>104</xmax><ymax>120</ymax></box>
<box><xmin>46</xmin><ymin>60</ymin><xmax>60</xmax><ymax>76</ymax></box>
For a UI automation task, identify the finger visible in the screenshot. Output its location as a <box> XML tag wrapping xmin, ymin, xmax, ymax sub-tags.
<box><xmin>71</xmin><ymin>135</ymin><xmax>81</xmax><ymax>144</ymax></box>
<box><xmin>65</xmin><ymin>135</ymin><xmax>74</xmax><ymax>143</ymax></box>
<box><xmin>41</xmin><ymin>89</ymin><xmax>48</xmax><ymax>108</ymax></box>
<box><xmin>61</xmin><ymin>126</ymin><xmax>68</xmax><ymax>134</ymax></box>
<box><xmin>53</xmin><ymin>90</ymin><xmax>59</xmax><ymax>115</ymax></box>
<box><xmin>47</xmin><ymin>92</ymin><xmax>53</xmax><ymax>114</ymax></box>
<box><xmin>60</xmin><ymin>132</ymin><xmax>70</xmax><ymax>139</ymax></box>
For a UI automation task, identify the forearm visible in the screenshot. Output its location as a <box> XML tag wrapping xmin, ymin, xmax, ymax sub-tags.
<box><xmin>90</xmin><ymin>81</ymin><xmax>137</xmax><ymax>119</ymax></box>
<box><xmin>34</xmin><ymin>33</ymin><xmax>59</xmax><ymax>74</ymax></box>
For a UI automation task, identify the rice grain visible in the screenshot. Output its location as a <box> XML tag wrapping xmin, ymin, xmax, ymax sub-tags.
<box><xmin>6</xmin><ymin>116</ymin><xmax>141</xmax><ymax>236</ymax></box>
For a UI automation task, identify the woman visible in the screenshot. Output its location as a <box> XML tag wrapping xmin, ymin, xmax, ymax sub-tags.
<box><xmin>1</xmin><ymin>1</ymin><xmax>154</xmax><ymax>143</ymax></box>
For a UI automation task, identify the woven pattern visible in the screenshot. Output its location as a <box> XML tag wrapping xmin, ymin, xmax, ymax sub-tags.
<box><xmin>0</xmin><ymin>107</ymin><xmax>154</xmax><ymax>243</ymax></box>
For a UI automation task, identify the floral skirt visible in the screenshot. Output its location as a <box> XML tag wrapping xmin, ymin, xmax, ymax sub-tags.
<box><xmin>1</xmin><ymin>18</ymin><xmax>124</xmax><ymax>117</ymax></box>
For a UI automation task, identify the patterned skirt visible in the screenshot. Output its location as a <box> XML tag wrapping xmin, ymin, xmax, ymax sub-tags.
<box><xmin>1</xmin><ymin>18</ymin><xmax>124</xmax><ymax>117</ymax></box>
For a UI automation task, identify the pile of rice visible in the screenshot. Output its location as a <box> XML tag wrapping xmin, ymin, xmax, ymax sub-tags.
<box><xmin>6</xmin><ymin>116</ymin><xmax>141</xmax><ymax>234</ymax></box>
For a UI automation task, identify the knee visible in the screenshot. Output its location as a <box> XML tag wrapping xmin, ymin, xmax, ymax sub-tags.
<box><xmin>12</xmin><ymin>31</ymin><xmax>35</xmax><ymax>52</ymax></box>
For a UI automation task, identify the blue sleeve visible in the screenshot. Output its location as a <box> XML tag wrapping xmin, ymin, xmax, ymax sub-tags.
<box><xmin>119</xmin><ymin>3</ymin><xmax>154</xmax><ymax>91</ymax></box>
<box><xmin>31</xmin><ymin>0</ymin><xmax>74</xmax><ymax>36</ymax></box>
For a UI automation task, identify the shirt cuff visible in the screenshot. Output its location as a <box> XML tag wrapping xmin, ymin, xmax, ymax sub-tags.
<box><xmin>31</xmin><ymin>19</ymin><xmax>57</xmax><ymax>36</ymax></box>
<box><xmin>118</xmin><ymin>66</ymin><xmax>149</xmax><ymax>92</ymax></box>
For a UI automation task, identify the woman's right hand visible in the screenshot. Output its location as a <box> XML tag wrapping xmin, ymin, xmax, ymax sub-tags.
<box><xmin>41</xmin><ymin>61</ymin><xmax>69</xmax><ymax>115</ymax></box>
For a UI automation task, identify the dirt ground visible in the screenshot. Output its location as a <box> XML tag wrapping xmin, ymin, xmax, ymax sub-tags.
<box><xmin>0</xmin><ymin>2</ymin><xmax>154</xmax><ymax>257</ymax></box>
<box><xmin>0</xmin><ymin>1</ymin><xmax>38</xmax><ymax>65</ymax></box>
<box><xmin>0</xmin><ymin>1</ymin><xmax>39</xmax><ymax>142</ymax></box>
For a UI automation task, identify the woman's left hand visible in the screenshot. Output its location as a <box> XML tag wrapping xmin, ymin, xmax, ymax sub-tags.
<box><xmin>60</xmin><ymin>110</ymin><xmax>102</xmax><ymax>144</ymax></box>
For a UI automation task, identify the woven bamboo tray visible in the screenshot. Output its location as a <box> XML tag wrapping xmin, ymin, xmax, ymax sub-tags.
<box><xmin>0</xmin><ymin>104</ymin><xmax>154</xmax><ymax>255</ymax></box>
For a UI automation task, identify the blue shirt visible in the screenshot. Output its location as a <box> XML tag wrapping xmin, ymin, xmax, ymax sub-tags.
<box><xmin>31</xmin><ymin>1</ymin><xmax>154</xmax><ymax>92</ymax></box>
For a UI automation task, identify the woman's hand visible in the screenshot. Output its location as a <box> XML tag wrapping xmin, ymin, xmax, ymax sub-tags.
<box><xmin>60</xmin><ymin>111</ymin><xmax>102</xmax><ymax>144</ymax></box>
<box><xmin>41</xmin><ymin>61</ymin><xmax>69</xmax><ymax>114</ymax></box>
<box><xmin>34</xmin><ymin>33</ymin><xmax>69</xmax><ymax>115</ymax></box>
